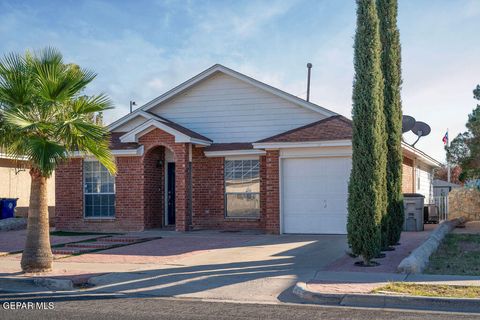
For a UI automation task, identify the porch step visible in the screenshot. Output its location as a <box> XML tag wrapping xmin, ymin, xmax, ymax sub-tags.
<box><xmin>65</xmin><ymin>241</ymin><xmax>124</xmax><ymax>249</ymax></box>
<box><xmin>51</xmin><ymin>247</ymin><xmax>92</xmax><ymax>255</ymax></box>
<box><xmin>102</xmin><ymin>237</ymin><xmax>144</xmax><ymax>243</ymax></box>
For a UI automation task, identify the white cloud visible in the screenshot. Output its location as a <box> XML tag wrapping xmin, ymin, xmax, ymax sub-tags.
<box><xmin>0</xmin><ymin>0</ymin><xmax>477</xmax><ymax>164</ymax></box>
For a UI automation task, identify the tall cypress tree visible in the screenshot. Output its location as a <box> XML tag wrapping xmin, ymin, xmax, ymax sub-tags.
<box><xmin>378</xmin><ymin>0</ymin><xmax>404</xmax><ymax>247</ymax></box>
<box><xmin>347</xmin><ymin>0</ymin><xmax>387</xmax><ymax>265</ymax></box>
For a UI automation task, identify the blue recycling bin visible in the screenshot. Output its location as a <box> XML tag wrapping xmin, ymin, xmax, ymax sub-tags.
<box><xmin>0</xmin><ymin>198</ymin><xmax>18</xmax><ymax>219</ymax></box>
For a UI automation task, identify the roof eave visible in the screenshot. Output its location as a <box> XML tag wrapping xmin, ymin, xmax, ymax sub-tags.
<box><xmin>401</xmin><ymin>142</ymin><xmax>442</xmax><ymax>168</ymax></box>
<box><xmin>70</xmin><ymin>146</ymin><xmax>145</xmax><ymax>158</ymax></box>
<box><xmin>204</xmin><ymin>149</ymin><xmax>266</xmax><ymax>157</ymax></box>
<box><xmin>253</xmin><ymin>139</ymin><xmax>352</xmax><ymax>149</ymax></box>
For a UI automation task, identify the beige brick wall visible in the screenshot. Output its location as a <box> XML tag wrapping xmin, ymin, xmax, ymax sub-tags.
<box><xmin>402</xmin><ymin>156</ymin><xmax>414</xmax><ymax>194</ymax></box>
<box><xmin>0</xmin><ymin>158</ymin><xmax>55</xmax><ymax>219</ymax></box>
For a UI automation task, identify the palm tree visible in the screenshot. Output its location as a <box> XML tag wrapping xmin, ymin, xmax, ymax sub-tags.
<box><xmin>0</xmin><ymin>48</ymin><xmax>116</xmax><ymax>273</ymax></box>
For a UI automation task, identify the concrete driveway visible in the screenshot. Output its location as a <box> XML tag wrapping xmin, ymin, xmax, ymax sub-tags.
<box><xmin>87</xmin><ymin>231</ymin><xmax>348</xmax><ymax>303</ymax></box>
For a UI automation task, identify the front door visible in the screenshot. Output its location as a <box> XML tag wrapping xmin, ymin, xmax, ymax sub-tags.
<box><xmin>167</xmin><ymin>162</ymin><xmax>176</xmax><ymax>225</ymax></box>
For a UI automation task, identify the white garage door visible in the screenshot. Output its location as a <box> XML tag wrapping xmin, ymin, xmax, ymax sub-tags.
<box><xmin>282</xmin><ymin>157</ymin><xmax>351</xmax><ymax>234</ymax></box>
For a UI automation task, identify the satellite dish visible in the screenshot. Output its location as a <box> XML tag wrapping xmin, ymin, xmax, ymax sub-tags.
<box><xmin>411</xmin><ymin>121</ymin><xmax>431</xmax><ymax>137</ymax></box>
<box><xmin>402</xmin><ymin>115</ymin><xmax>416</xmax><ymax>133</ymax></box>
<box><xmin>411</xmin><ymin>121</ymin><xmax>431</xmax><ymax>146</ymax></box>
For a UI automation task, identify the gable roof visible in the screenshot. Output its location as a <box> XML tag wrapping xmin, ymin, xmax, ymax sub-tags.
<box><xmin>108</xmin><ymin>64</ymin><xmax>337</xmax><ymax>132</ymax></box>
<box><xmin>119</xmin><ymin>118</ymin><xmax>212</xmax><ymax>145</ymax></box>
<box><xmin>433</xmin><ymin>179</ymin><xmax>461</xmax><ymax>188</ymax></box>
<box><xmin>143</xmin><ymin>111</ymin><xmax>212</xmax><ymax>142</ymax></box>
<box><xmin>256</xmin><ymin>115</ymin><xmax>352</xmax><ymax>143</ymax></box>
<box><xmin>110</xmin><ymin>132</ymin><xmax>140</xmax><ymax>150</ymax></box>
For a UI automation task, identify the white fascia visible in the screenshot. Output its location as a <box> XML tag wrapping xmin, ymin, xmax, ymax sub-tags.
<box><xmin>0</xmin><ymin>153</ymin><xmax>29</xmax><ymax>161</ymax></box>
<box><xmin>252</xmin><ymin>139</ymin><xmax>352</xmax><ymax>150</ymax></box>
<box><xmin>401</xmin><ymin>142</ymin><xmax>442</xmax><ymax>168</ymax></box>
<box><xmin>204</xmin><ymin>149</ymin><xmax>266</xmax><ymax>158</ymax></box>
<box><xmin>70</xmin><ymin>145</ymin><xmax>145</xmax><ymax>158</ymax></box>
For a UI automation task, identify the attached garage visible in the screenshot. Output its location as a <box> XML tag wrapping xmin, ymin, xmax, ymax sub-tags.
<box><xmin>281</xmin><ymin>155</ymin><xmax>351</xmax><ymax>234</ymax></box>
<box><xmin>254</xmin><ymin>115</ymin><xmax>440</xmax><ymax>235</ymax></box>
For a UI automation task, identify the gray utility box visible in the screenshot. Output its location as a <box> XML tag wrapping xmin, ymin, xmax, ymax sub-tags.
<box><xmin>403</xmin><ymin>193</ymin><xmax>425</xmax><ymax>232</ymax></box>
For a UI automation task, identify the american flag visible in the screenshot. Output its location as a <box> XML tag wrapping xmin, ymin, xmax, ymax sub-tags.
<box><xmin>442</xmin><ymin>131</ymin><xmax>448</xmax><ymax>145</ymax></box>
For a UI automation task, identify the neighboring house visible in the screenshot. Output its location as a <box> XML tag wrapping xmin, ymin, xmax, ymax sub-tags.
<box><xmin>402</xmin><ymin>144</ymin><xmax>440</xmax><ymax>204</ymax></box>
<box><xmin>55</xmin><ymin>64</ymin><xmax>441</xmax><ymax>234</ymax></box>
<box><xmin>0</xmin><ymin>153</ymin><xmax>55</xmax><ymax>221</ymax></box>
<box><xmin>433</xmin><ymin>179</ymin><xmax>461</xmax><ymax>197</ymax></box>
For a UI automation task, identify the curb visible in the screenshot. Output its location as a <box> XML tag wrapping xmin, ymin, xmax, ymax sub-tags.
<box><xmin>0</xmin><ymin>276</ymin><xmax>74</xmax><ymax>291</ymax></box>
<box><xmin>293</xmin><ymin>282</ymin><xmax>480</xmax><ymax>313</ymax></box>
<box><xmin>33</xmin><ymin>278</ymin><xmax>74</xmax><ymax>291</ymax></box>
<box><xmin>397</xmin><ymin>217</ymin><xmax>466</xmax><ymax>274</ymax></box>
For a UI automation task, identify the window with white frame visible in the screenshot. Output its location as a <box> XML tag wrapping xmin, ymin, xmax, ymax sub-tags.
<box><xmin>84</xmin><ymin>160</ymin><xmax>115</xmax><ymax>218</ymax></box>
<box><xmin>225</xmin><ymin>159</ymin><xmax>260</xmax><ymax>218</ymax></box>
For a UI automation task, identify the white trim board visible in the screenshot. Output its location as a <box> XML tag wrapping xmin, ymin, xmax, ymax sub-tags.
<box><xmin>70</xmin><ymin>146</ymin><xmax>144</xmax><ymax>158</ymax></box>
<box><xmin>204</xmin><ymin>149</ymin><xmax>266</xmax><ymax>158</ymax></box>
<box><xmin>253</xmin><ymin>140</ymin><xmax>352</xmax><ymax>150</ymax></box>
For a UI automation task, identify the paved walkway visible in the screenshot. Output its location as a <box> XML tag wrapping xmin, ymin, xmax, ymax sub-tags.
<box><xmin>325</xmin><ymin>224</ymin><xmax>436</xmax><ymax>273</ymax></box>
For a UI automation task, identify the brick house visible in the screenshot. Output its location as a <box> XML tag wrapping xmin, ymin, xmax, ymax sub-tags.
<box><xmin>55</xmin><ymin>65</ymin><xmax>441</xmax><ymax>234</ymax></box>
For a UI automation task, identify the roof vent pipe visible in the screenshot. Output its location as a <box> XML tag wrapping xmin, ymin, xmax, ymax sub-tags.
<box><xmin>306</xmin><ymin>63</ymin><xmax>312</xmax><ymax>102</ymax></box>
<box><xmin>129</xmin><ymin>100</ymin><xmax>136</xmax><ymax>113</ymax></box>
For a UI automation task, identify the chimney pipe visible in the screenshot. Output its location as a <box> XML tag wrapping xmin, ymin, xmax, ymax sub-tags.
<box><xmin>129</xmin><ymin>100</ymin><xmax>136</xmax><ymax>113</ymax></box>
<box><xmin>306</xmin><ymin>63</ymin><xmax>312</xmax><ymax>102</ymax></box>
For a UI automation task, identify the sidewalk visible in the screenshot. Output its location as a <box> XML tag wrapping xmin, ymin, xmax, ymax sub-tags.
<box><xmin>305</xmin><ymin>271</ymin><xmax>480</xmax><ymax>294</ymax></box>
<box><xmin>294</xmin><ymin>271</ymin><xmax>480</xmax><ymax>313</ymax></box>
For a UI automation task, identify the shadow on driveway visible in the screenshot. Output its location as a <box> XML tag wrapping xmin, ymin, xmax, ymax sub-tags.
<box><xmin>82</xmin><ymin>234</ymin><xmax>348</xmax><ymax>303</ymax></box>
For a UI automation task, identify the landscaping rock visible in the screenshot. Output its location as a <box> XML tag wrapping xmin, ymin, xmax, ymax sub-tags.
<box><xmin>397</xmin><ymin>217</ymin><xmax>466</xmax><ymax>274</ymax></box>
<box><xmin>0</xmin><ymin>217</ymin><xmax>27</xmax><ymax>231</ymax></box>
<box><xmin>449</xmin><ymin>188</ymin><xmax>480</xmax><ymax>221</ymax></box>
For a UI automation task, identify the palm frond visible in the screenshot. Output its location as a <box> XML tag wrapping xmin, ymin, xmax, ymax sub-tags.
<box><xmin>23</xmin><ymin>137</ymin><xmax>67</xmax><ymax>177</ymax></box>
<box><xmin>0</xmin><ymin>47</ymin><xmax>117</xmax><ymax>177</ymax></box>
<box><xmin>0</xmin><ymin>52</ymin><xmax>34</xmax><ymax>107</ymax></box>
<box><xmin>70</xmin><ymin>94</ymin><xmax>113</xmax><ymax>115</ymax></box>
<box><xmin>81</xmin><ymin>139</ymin><xmax>116</xmax><ymax>175</ymax></box>
<box><xmin>3</xmin><ymin>107</ymin><xmax>39</xmax><ymax>130</ymax></box>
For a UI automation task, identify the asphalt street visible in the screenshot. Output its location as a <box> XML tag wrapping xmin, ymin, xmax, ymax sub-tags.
<box><xmin>0</xmin><ymin>294</ymin><xmax>479</xmax><ymax>320</ymax></box>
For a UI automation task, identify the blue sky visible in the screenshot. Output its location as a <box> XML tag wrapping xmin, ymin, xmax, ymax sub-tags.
<box><xmin>1</xmin><ymin>0</ymin><xmax>479</xmax><ymax>162</ymax></box>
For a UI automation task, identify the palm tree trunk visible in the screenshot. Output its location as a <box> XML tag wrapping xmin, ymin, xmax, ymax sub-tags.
<box><xmin>21</xmin><ymin>168</ymin><xmax>52</xmax><ymax>273</ymax></box>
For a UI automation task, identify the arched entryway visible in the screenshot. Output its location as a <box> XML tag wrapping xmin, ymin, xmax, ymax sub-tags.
<box><xmin>143</xmin><ymin>145</ymin><xmax>177</xmax><ymax>229</ymax></box>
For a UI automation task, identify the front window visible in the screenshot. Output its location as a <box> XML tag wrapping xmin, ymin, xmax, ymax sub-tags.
<box><xmin>225</xmin><ymin>159</ymin><xmax>260</xmax><ymax>218</ymax></box>
<box><xmin>84</xmin><ymin>160</ymin><xmax>115</xmax><ymax>218</ymax></box>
